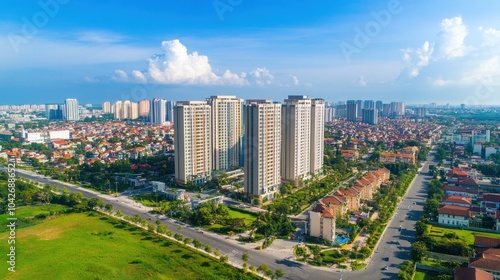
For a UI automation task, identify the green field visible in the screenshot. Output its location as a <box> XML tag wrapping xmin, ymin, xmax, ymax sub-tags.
<box><xmin>428</xmin><ymin>224</ymin><xmax>500</xmax><ymax>245</ymax></box>
<box><xmin>227</xmin><ymin>208</ymin><xmax>258</xmax><ymax>226</ymax></box>
<box><xmin>0</xmin><ymin>204</ymin><xmax>69</xmax><ymax>232</ymax></box>
<box><xmin>0</xmin><ymin>208</ymin><xmax>260</xmax><ymax>280</ymax></box>
<box><xmin>202</xmin><ymin>208</ymin><xmax>258</xmax><ymax>234</ymax></box>
<box><xmin>413</xmin><ymin>271</ymin><xmax>451</xmax><ymax>280</ymax></box>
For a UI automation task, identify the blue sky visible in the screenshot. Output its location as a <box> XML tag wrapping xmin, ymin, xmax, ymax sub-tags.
<box><xmin>1</xmin><ymin>0</ymin><xmax>500</xmax><ymax>105</ymax></box>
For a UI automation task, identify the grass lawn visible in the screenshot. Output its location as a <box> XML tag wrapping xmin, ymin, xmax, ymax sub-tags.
<box><xmin>0</xmin><ymin>204</ymin><xmax>69</xmax><ymax>232</ymax></box>
<box><xmin>0</xmin><ymin>209</ymin><xmax>260</xmax><ymax>280</ymax></box>
<box><xmin>351</xmin><ymin>262</ymin><xmax>367</xmax><ymax>270</ymax></box>
<box><xmin>428</xmin><ymin>224</ymin><xmax>500</xmax><ymax>246</ymax></box>
<box><xmin>413</xmin><ymin>270</ymin><xmax>450</xmax><ymax>280</ymax></box>
<box><xmin>227</xmin><ymin>208</ymin><xmax>258</xmax><ymax>226</ymax></box>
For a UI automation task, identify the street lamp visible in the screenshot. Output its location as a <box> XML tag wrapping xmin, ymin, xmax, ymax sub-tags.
<box><xmin>115</xmin><ymin>181</ymin><xmax>118</xmax><ymax>197</ymax></box>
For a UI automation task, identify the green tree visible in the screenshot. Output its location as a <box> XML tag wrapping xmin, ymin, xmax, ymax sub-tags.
<box><xmin>415</xmin><ymin>219</ymin><xmax>427</xmax><ymax>236</ymax></box>
<box><xmin>104</xmin><ymin>203</ymin><xmax>113</xmax><ymax>214</ymax></box>
<box><xmin>242</xmin><ymin>252</ymin><xmax>249</xmax><ymax>262</ymax></box>
<box><xmin>274</xmin><ymin>269</ymin><xmax>285</xmax><ymax>279</ymax></box>
<box><xmin>411</xmin><ymin>241</ymin><xmax>427</xmax><ymax>262</ymax></box>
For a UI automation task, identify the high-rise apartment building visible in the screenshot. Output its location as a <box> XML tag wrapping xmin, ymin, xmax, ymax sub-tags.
<box><xmin>166</xmin><ymin>101</ymin><xmax>176</xmax><ymax>123</ymax></box>
<box><xmin>130</xmin><ymin>102</ymin><xmax>139</xmax><ymax>119</ymax></box>
<box><xmin>207</xmin><ymin>96</ymin><xmax>243</xmax><ymax>171</ymax></box>
<box><xmin>244</xmin><ymin>100</ymin><xmax>281</xmax><ymax>202</ymax></box>
<box><xmin>375</xmin><ymin>100</ymin><xmax>383</xmax><ymax>110</ymax></box>
<box><xmin>356</xmin><ymin>100</ymin><xmax>363</xmax><ymax>116</ymax></box>
<box><xmin>324</xmin><ymin>106</ymin><xmax>335</xmax><ymax>123</ymax></box>
<box><xmin>114</xmin><ymin>101</ymin><xmax>123</xmax><ymax>120</ymax></box>
<box><xmin>138</xmin><ymin>99</ymin><xmax>150</xmax><ymax>119</ymax></box>
<box><xmin>363</xmin><ymin>100</ymin><xmax>374</xmax><ymax>109</ymax></box>
<box><xmin>150</xmin><ymin>98</ymin><xmax>166</xmax><ymax>124</ymax></box>
<box><xmin>362</xmin><ymin>108</ymin><xmax>378</xmax><ymax>125</ymax></box>
<box><xmin>346</xmin><ymin>100</ymin><xmax>358</xmax><ymax>122</ymax></box>
<box><xmin>64</xmin><ymin>98</ymin><xmax>79</xmax><ymax>121</ymax></box>
<box><xmin>281</xmin><ymin>96</ymin><xmax>312</xmax><ymax>184</ymax></box>
<box><xmin>174</xmin><ymin>101</ymin><xmax>212</xmax><ymax>185</ymax></box>
<box><xmin>382</xmin><ymin>103</ymin><xmax>391</xmax><ymax>117</ymax></box>
<box><xmin>310</xmin><ymin>98</ymin><xmax>325</xmax><ymax>176</ymax></box>
<box><xmin>45</xmin><ymin>104</ymin><xmax>63</xmax><ymax>120</ymax></box>
<box><xmin>390</xmin><ymin>102</ymin><xmax>405</xmax><ymax>117</ymax></box>
<box><xmin>102</xmin><ymin>101</ymin><xmax>111</xmax><ymax>113</ymax></box>
<box><xmin>123</xmin><ymin>100</ymin><xmax>131</xmax><ymax>119</ymax></box>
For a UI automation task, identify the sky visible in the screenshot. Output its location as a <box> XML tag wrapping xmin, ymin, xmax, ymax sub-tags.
<box><xmin>1</xmin><ymin>0</ymin><xmax>500</xmax><ymax>105</ymax></box>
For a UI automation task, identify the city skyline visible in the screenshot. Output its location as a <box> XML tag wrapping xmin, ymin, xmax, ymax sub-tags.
<box><xmin>1</xmin><ymin>1</ymin><xmax>500</xmax><ymax>105</ymax></box>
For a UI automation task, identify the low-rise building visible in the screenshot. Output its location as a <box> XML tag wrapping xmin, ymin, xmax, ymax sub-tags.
<box><xmin>469</xmin><ymin>248</ymin><xmax>500</xmax><ymax>278</ymax></box>
<box><xmin>308</xmin><ymin>203</ymin><xmax>336</xmax><ymax>242</ymax></box>
<box><xmin>438</xmin><ymin>205</ymin><xmax>471</xmax><ymax>227</ymax></box>
<box><xmin>442</xmin><ymin>195</ymin><xmax>473</xmax><ymax>208</ymax></box>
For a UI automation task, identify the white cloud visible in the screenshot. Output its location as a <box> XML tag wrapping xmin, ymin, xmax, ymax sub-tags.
<box><xmin>479</xmin><ymin>26</ymin><xmax>500</xmax><ymax>47</ymax></box>
<box><xmin>401</xmin><ymin>41</ymin><xmax>434</xmax><ymax>77</ymax></box>
<box><xmin>112</xmin><ymin>39</ymin><xmax>290</xmax><ymax>86</ymax></box>
<box><xmin>461</xmin><ymin>56</ymin><xmax>500</xmax><ymax>84</ymax></box>
<box><xmin>357</xmin><ymin>76</ymin><xmax>367</xmax><ymax>87</ymax></box>
<box><xmin>77</xmin><ymin>31</ymin><xmax>125</xmax><ymax>44</ymax></box>
<box><xmin>438</xmin><ymin>16</ymin><xmax>468</xmax><ymax>59</ymax></box>
<box><xmin>290</xmin><ymin>75</ymin><xmax>300</xmax><ymax>86</ymax></box>
<box><xmin>432</xmin><ymin>77</ymin><xmax>453</xmax><ymax>86</ymax></box>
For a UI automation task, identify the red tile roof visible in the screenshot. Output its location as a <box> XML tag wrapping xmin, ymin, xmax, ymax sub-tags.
<box><xmin>454</xmin><ymin>267</ymin><xmax>494</xmax><ymax>280</ymax></box>
<box><xmin>442</xmin><ymin>195</ymin><xmax>472</xmax><ymax>206</ymax></box>
<box><xmin>475</xmin><ymin>236</ymin><xmax>500</xmax><ymax>248</ymax></box>
<box><xmin>469</xmin><ymin>248</ymin><xmax>500</xmax><ymax>273</ymax></box>
<box><xmin>438</xmin><ymin>205</ymin><xmax>471</xmax><ymax>217</ymax></box>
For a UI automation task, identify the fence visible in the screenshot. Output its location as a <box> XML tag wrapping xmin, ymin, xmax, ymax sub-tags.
<box><xmin>428</xmin><ymin>221</ymin><xmax>500</xmax><ymax>234</ymax></box>
<box><xmin>416</xmin><ymin>263</ymin><xmax>453</xmax><ymax>275</ymax></box>
<box><xmin>426</xmin><ymin>251</ymin><xmax>468</xmax><ymax>263</ymax></box>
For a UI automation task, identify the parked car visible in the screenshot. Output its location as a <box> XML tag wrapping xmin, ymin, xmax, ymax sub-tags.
<box><xmin>382</xmin><ymin>265</ymin><xmax>389</xmax><ymax>270</ymax></box>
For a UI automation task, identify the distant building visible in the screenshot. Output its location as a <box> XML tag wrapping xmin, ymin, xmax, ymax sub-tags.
<box><xmin>361</xmin><ymin>108</ymin><xmax>378</xmax><ymax>125</ymax></box>
<box><xmin>102</xmin><ymin>101</ymin><xmax>111</xmax><ymax>114</ymax></box>
<box><xmin>138</xmin><ymin>99</ymin><xmax>150</xmax><ymax>119</ymax></box>
<box><xmin>64</xmin><ymin>98</ymin><xmax>79</xmax><ymax>121</ymax></box>
<box><xmin>150</xmin><ymin>98</ymin><xmax>166</xmax><ymax>124</ymax></box>
<box><xmin>166</xmin><ymin>101</ymin><xmax>176</xmax><ymax>123</ymax></box>
<box><xmin>390</xmin><ymin>101</ymin><xmax>405</xmax><ymax>117</ymax></box>
<box><xmin>46</xmin><ymin>103</ymin><xmax>64</xmax><ymax>120</ymax></box>
<box><xmin>363</xmin><ymin>100</ymin><xmax>374</xmax><ymax>109</ymax></box>
<box><xmin>346</xmin><ymin>100</ymin><xmax>357</xmax><ymax>122</ymax></box>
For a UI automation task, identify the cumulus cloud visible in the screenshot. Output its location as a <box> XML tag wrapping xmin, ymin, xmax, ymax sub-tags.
<box><xmin>438</xmin><ymin>16</ymin><xmax>468</xmax><ymax>59</ymax></box>
<box><xmin>401</xmin><ymin>41</ymin><xmax>434</xmax><ymax>77</ymax></box>
<box><xmin>290</xmin><ymin>75</ymin><xmax>300</xmax><ymax>86</ymax></box>
<box><xmin>479</xmin><ymin>26</ymin><xmax>500</xmax><ymax>47</ymax></box>
<box><xmin>109</xmin><ymin>39</ymin><xmax>293</xmax><ymax>86</ymax></box>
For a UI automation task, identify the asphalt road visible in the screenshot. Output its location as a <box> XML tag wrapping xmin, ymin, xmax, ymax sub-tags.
<box><xmin>3</xmin><ymin>150</ymin><xmax>436</xmax><ymax>280</ymax></box>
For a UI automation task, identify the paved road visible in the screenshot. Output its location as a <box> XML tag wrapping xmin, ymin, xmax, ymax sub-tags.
<box><xmin>3</xmin><ymin>149</ymin><xmax>436</xmax><ymax>280</ymax></box>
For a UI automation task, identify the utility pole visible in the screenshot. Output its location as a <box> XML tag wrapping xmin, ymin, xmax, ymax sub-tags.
<box><xmin>115</xmin><ymin>181</ymin><xmax>118</xmax><ymax>197</ymax></box>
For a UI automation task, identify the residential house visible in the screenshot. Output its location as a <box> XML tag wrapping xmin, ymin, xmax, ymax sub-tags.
<box><xmin>438</xmin><ymin>205</ymin><xmax>471</xmax><ymax>227</ymax></box>
<box><xmin>453</xmin><ymin>267</ymin><xmax>494</xmax><ymax>280</ymax></box>
<box><xmin>442</xmin><ymin>195</ymin><xmax>473</xmax><ymax>208</ymax></box>
<box><xmin>469</xmin><ymin>248</ymin><xmax>500</xmax><ymax>278</ymax></box>
<box><xmin>308</xmin><ymin>203</ymin><xmax>336</xmax><ymax>242</ymax></box>
<box><xmin>479</xmin><ymin>194</ymin><xmax>500</xmax><ymax>217</ymax></box>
